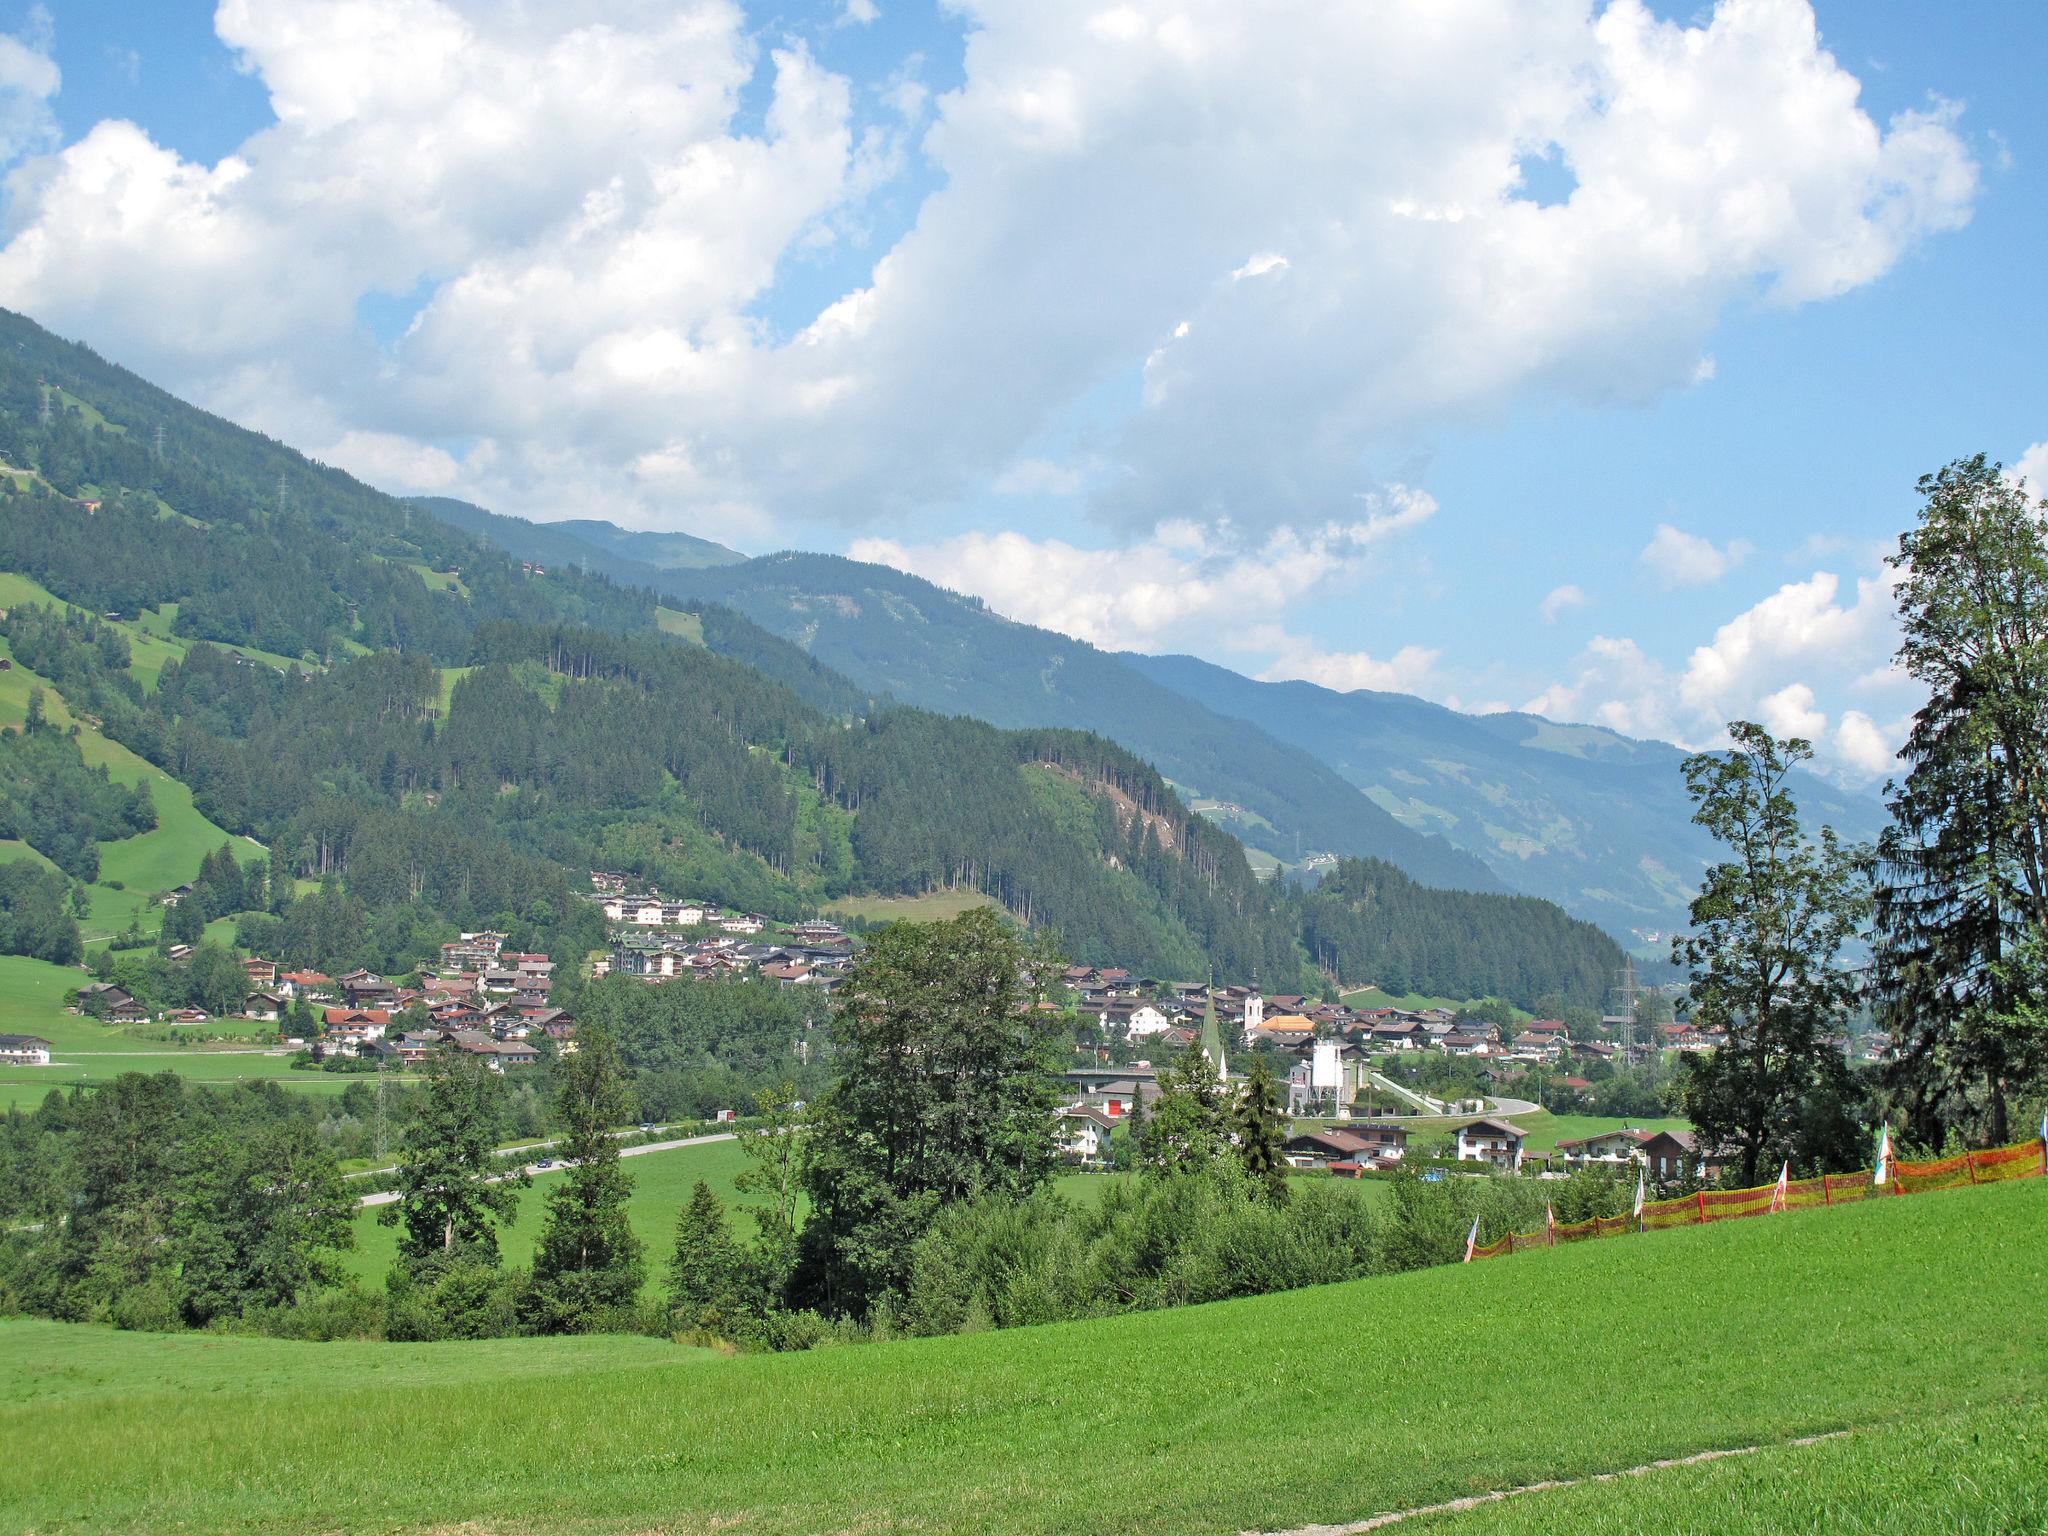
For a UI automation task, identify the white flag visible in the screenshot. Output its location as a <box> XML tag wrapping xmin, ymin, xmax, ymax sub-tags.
<box><xmin>1632</xmin><ymin>1169</ymin><xmax>1645</xmax><ymax>1220</ymax></box>
<box><xmin>1462</xmin><ymin>1215</ymin><xmax>1480</xmax><ymax>1263</ymax></box>
<box><xmin>1874</xmin><ymin>1126</ymin><xmax>1893</xmax><ymax>1186</ymax></box>
<box><xmin>1770</xmin><ymin>1160</ymin><xmax>1790</xmax><ymax>1213</ymax></box>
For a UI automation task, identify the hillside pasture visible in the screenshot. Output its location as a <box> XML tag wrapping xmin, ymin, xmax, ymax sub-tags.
<box><xmin>1</xmin><ymin>1176</ymin><xmax>2038</xmax><ymax>1535</ymax></box>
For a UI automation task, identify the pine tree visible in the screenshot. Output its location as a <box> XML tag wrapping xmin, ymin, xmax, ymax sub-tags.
<box><xmin>1232</xmin><ymin>1057</ymin><xmax>1288</xmax><ymax>1201</ymax></box>
<box><xmin>1875</xmin><ymin>454</ymin><xmax>2048</xmax><ymax>1145</ymax></box>
<box><xmin>668</xmin><ymin>1179</ymin><xmax>746</xmax><ymax>1332</ymax></box>
<box><xmin>521</xmin><ymin>1023</ymin><xmax>644</xmax><ymax>1332</ymax></box>
<box><xmin>1139</xmin><ymin>1038</ymin><xmax>1228</xmax><ymax>1174</ymax></box>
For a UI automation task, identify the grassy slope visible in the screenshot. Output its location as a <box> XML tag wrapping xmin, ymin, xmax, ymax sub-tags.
<box><xmin>3</xmin><ymin>1178</ymin><xmax>2039</xmax><ymax>1536</ymax></box>
<box><xmin>822</xmin><ymin>889</ymin><xmax>998</xmax><ymax>924</ymax></box>
<box><xmin>1341</xmin><ymin>984</ymin><xmax>1534</xmax><ymax>1020</ymax></box>
<box><xmin>0</xmin><ymin>633</ymin><xmax>264</xmax><ymax>941</ymax></box>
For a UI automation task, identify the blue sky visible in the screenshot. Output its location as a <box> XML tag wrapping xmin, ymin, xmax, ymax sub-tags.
<box><xmin>2</xmin><ymin>0</ymin><xmax>2043</xmax><ymax>778</ymax></box>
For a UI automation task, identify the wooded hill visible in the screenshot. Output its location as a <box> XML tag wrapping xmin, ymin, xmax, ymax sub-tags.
<box><xmin>0</xmin><ymin>306</ymin><xmax>1621</xmax><ymax>1002</ymax></box>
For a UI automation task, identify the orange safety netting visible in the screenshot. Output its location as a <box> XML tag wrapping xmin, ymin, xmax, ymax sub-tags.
<box><xmin>1465</xmin><ymin>1137</ymin><xmax>2044</xmax><ymax>1263</ymax></box>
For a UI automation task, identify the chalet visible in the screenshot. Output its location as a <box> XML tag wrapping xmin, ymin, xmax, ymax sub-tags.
<box><xmin>1454</xmin><ymin>1117</ymin><xmax>1527</xmax><ymax>1171</ymax></box>
<box><xmin>106</xmin><ymin>997</ymin><xmax>151</xmax><ymax>1025</ymax></box>
<box><xmin>589</xmin><ymin>871</ymin><xmax>631</xmax><ymax>894</ymax></box>
<box><xmin>166</xmin><ymin>1007</ymin><xmax>210</xmax><ymax>1025</ymax></box>
<box><xmin>322</xmin><ymin>1008</ymin><xmax>391</xmax><ymax>1048</ymax></box>
<box><xmin>0</xmin><ymin>1034</ymin><xmax>52</xmax><ymax>1066</ymax></box>
<box><xmin>243</xmin><ymin>990</ymin><xmax>284</xmax><ymax>1022</ymax></box>
<box><xmin>1439</xmin><ymin>1032</ymin><xmax>1492</xmax><ymax>1057</ymax></box>
<box><xmin>1572</xmin><ymin>1039</ymin><xmax>1618</xmax><ymax>1063</ymax></box>
<box><xmin>1283</xmin><ymin>1130</ymin><xmax>1373</xmax><ymax>1169</ymax></box>
<box><xmin>278</xmin><ymin>970</ymin><xmax>335</xmax><ymax>1001</ymax></box>
<box><xmin>759</xmin><ymin>961</ymin><xmax>814</xmax><ymax>986</ymax></box>
<box><xmin>164</xmin><ymin>944</ymin><xmax>193</xmax><ymax>964</ymax></box>
<box><xmin>241</xmin><ymin>957</ymin><xmax>278</xmax><ymax>988</ymax></box>
<box><xmin>789</xmin><ymin>919</ymin><xmax>844</xmax><ymax>944</ymax></box>
<box><xmin>160</xmin><ymin>883</ymin><xmax>196</xmax><ymax>907</ymax></box>
<box><xmin>1347</xmin><ymin>1122</ymin><xmax>1409</xmax><ymax>1164</ymax></box>
<box><xmin>75</xmin><ymin>981</ymin><xmax>134</xmax><ymax>1013</ymax></box>
<box><xmin>339</xmin><ymin>970</ymin><xmax>399</xmax><ymax>1008</ymax></box>
<box><xmin>1509</xmin><ymin>1031</ymin><xmax>1565</xmax><ymax>1061</ymax></box>
<box><xmin>511</xmin><ymin>953</ymin><xmax>553</xmax><ymax>982</ymax></box>
<box><xmin>479</xmin><ymin>968</ymin><xmax>521</xmax><ymax>995</ymax></box>
<box><xmin>1637</xmin><ymin>1130</ymin><xmax>1700</xmax><ymax>1182</ymax></box>
<box><xmin>1053</xmin><ymin>1105</ymin><xmax>1116</xmax><ymax>1166</ymax></box>
<box><xmin>441</xmin><ymin>931</ymin><xmax>508</xmax><ymax>970</ymax></box>
<box><xmin>394</xmin><ymin>1032</ymin><xmax>443</xmax><ymax>1066</ymax></box>
<box><xmin>1372</xmin><ymin>1021</ymin><xmax>1426</xmax><ymax>1050</ymax></box>
<box><xmin>1250</xmin><ymin>1012</ymin><xmax>1316</xmax><ymax>1049</ymax></box>
<box><xmin>1554</xmin><ymin>1129</ymin><xmax>1655</xmax><ymax>1169</ymax></box>
<box><xmin>422</xmin><ymin>974</ymin><xmax>478</xmax><ymax>1000</ymax></box>
<box><xmin>720</xmin><ymin>913</ymin><xmax>764</xmax><ymax>935</ymax></box>
<box><xmin>1122</xmin><ymin>1003</ymin><xmax>1171</xmax><ymax>1041</ymax></box>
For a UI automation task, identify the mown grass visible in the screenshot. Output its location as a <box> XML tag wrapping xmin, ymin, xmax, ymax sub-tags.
<box><xmin>345</xmin><ymin>1135</ymin><xmax>758</xmax><ymax>1289</ymax></box>
<box><xmin>1339</xmin><ymin>984</ymin><xmax>1533</xmax><ymax>1020</ymax></box>
<box><xmin>823</xmin><ymin>889</ymin><xmax>999</xmax><ymax>923</ymax></box>
<box><xmin>1403</xmin><ymin>1398</ymin><xmax>2044</xmax><ymax>1535</ymax></box>
<box><xmin>653</xmin><ymin>606</ymin><xmax>705</xmax><ymax>644</ymax></box>
<box><xmin>3</xmin><ymin>1177</ymin><xmax>2038</xmax><ymax>1536</ymax></box>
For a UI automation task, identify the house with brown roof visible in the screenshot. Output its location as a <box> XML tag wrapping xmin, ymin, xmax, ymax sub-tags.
<box><xmin>1454</xmin><ymin>1117</ymin><xmax>1527</xmax><ymax>1171</ymax></box>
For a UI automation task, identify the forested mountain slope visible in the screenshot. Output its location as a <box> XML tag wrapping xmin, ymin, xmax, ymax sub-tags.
<box><xmin>1124</xmin><ymin>652</ymin><xmax>1886</xmax><ymax>941</ymax></box>
<box><xmin>414</xmin><ymin>496</ymin><xmax>744</xmax><ymax>580</ymax></box>
<box><xmin>0</xmin><ymin>305</ymin><xmax>1624</xmax><ymax>1001</ymax></box>
<box><xmin>490</xmin><ymin>547</ymin><xmax>1503</xmax><ymax>892</ymax></box>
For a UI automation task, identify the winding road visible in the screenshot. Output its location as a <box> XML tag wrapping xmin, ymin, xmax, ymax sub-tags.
<box><xmin>354</xmin><ymin>1130</ymin><xmax>738</xmax><ymax>1208</ymax></box>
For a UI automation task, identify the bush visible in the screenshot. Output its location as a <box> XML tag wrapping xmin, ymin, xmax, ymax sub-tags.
<box><xmin>384</xmin><ymin>1254</ymin><xmax>525</xmax><ymax>1342</ymax></box>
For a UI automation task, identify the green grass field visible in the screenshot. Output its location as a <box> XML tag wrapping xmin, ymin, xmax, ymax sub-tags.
<box><xmin>346</xmin><ymin>1135</ymin><xmax>757</xmax><ymax>1289</ymax></box>
<box><xmin>654</xmin><ymin>606</ymin><xmax>705</xmax><ymax>644</ymax></box>
<box><xmin>0</xmin><ymin>632</ymin><xmax>265</xmax><ymax>940</ymax></box>
<box><xmin>1339</xmin><ymin>984</ymin><xmax>1534</xmax><ymax>1020</ymax></box>
<box><xmin>823</xmin><ymin>889</ymin><xmax>999</xmax><ymax>923</ymax></box>
<box><xmin>2</xmin><ymin>1177</ymin><xmax>2039</xmax><ymax>1535</ymax></box>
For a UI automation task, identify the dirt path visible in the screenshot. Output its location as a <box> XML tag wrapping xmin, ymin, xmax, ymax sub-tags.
<box><xmin>1245</xmin><ymin>1431</ymin><xmax>1855</xmax><ymax>1535</ymax></box>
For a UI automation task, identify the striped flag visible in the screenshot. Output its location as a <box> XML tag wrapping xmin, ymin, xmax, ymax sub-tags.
<box><xmin>2040</xmin><ymin>1110</ymin><xmax>2047</xmax><ymax>1174</ymax></box>
<box><xmin>1462</xmin><ymin>1215</ymin><xmax>1479</xmax><ymax>1263</ymax></box>
<box><xmin>1874</xmin><ymin>1126</ymin><xmax>1893</xmax><ymax>1186</ymax></box>
<box><xmin>1770</xmin><ymin>1160</ymin><xmax>1790</xmax><ymax>1213</ymax></box>
<box><xmin>1632</xmin><ymin>1170</ymin><xmax>1646</xmax><ymax>1231</ymax></box>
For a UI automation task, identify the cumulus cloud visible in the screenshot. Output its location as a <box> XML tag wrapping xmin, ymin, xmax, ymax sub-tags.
<box><xmin>850</xmin><ymin>486</ymin><xmax>1438</xmax><ymax>654</ymax></box>
<box><xmin>0</xmin><ymin>0</ymin><xmax>1978</xmax><ymax>538</ymax></box>
<box><xmin>2012</xmin><ymin>440</ymin><xmax>2048</xmax><ymax>498</ymax></box>
<box><xmin>1639</xmin><ymin>523</ymin><xmax>1753</xmax><ymax>588</ymax></box>
<box><xmin>1521</xmin><ymin>561</ymin><xmax>1916</xmax><ymax>778</ymax></box>
<box><xmin>1539</xmin><ymin>583</ymin><xmax>1588</xmax><ymax>621</ymax></box>
<box><xmin>1252</xmin><ymin>634</ymin><xmax>1441</xmax><ymax>695</ymax></box>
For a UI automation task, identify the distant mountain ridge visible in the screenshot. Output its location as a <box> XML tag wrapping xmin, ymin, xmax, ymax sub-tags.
<box><xmin>416</xmin><ymin>505</ymin><xmax>1886</xmax><ymax>944</ymax></box>
<box><xmin>414</xmin><ymin>496</ymin><xmax>745</xmax><ymax>579</ymax></box>
<box><xmin>1120</xmin><ymin>652</ymin><xmax>1885</xmax><ymax>941</ymax></box>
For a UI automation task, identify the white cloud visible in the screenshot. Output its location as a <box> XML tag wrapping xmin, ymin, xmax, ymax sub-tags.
<box><xmin>1756</xmin><ymin>681</ymin><xmax>1826</xmax><ymax>742</ymax></box>
<box><xmin>841</xmin><ymin>0</ymin><xmax>880</xmax><ymax>23</ymax></box>
<box><xmin>849</xmin><ymin>486</ymin><xmax>1436</xmax><ymax>655</ymax></box>
<box><xmin>1834</xmin><ymin>709</ymin><xmax>1897</xmax><ymax>777</ymax></box>
<box><xmin>319</xmin><ymin>430</ymin><xmax>465</xmax><ymax>493</ymax></box>
<box><xmin>2012</xmin><ymin>440</ymin><xmax>2048</xmax><ymax>499</ymax></box>
<box><xmin>0</xmin><ymin>6</ymin><xmax>58</xmax><ymax>168</ymax></box>
<box><xmin>1520</xmin><ymin>560</ymin><xmax>1917</xmax><ymax>778</ymax></box>
<box><xmin>1229</xmin><ymin>251</ymin><xmax>1288</xmax><ymax>281</ymax></box>
<box><xmin>0</xmin><ymin>0</ymin><xmax>1977</xmax><ymax>536</ymax></box>
<box><xmin>1253</xmin><ymin>634</ymin><xmax>1441</xmax><ymax>695</ymax></box>
<box><xmin>1539</xmin><ymin>582</ymin><xmax>1588</xmax><ymax>622</ymax></box>
<box><xmin>1639</xmin><ymin>523</ymin><xmax>1753</xmax><ymax>588</ymax></box>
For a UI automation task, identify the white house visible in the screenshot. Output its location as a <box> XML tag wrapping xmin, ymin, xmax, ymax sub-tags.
<box><xmin>0</xmin><ymin>1034</ymin><xmax>52</xmax><ymax>1066</ymax></box>
<box><xmin>1454</xmin><ymin>1117</ymin><xmax>1527</xmax><ymax>1172</ymax></box>
<box><xmin>1054</xmin><ymin>1105</ymin><xmax>1116</xmax><ymax>1167</ymax></box>
<box><xmin>1122</xmin><ymin>1004</ymin><xmax>1171</xmax><ymax>1041</ymax></box>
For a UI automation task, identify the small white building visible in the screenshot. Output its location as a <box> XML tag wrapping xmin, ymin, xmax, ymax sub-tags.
<box><xmin>1454</xmin><ymin>1117</ymin><xmax>1527</xmax><ymax>1172</ymax></box>
<box><xmin>1122</xmin><ymin>1004</ymin><xmax>1171</xmax><ymax>1041</ymax></box>
<box><xmin>0</xmin><ymin>1034</ymin><xmax>52</xmax><ymax>1066</ymax></box>
<box><xmin>1054</xmin><ymin>1105</ymin><xmax>1116</xmax><ymax>1167</ymax></box>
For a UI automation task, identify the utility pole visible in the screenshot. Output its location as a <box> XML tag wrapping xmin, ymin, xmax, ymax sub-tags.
<box><xmin>153</xmin><ymin>422</ymin><xmax>165</xmax><ymax>460</ymax></box>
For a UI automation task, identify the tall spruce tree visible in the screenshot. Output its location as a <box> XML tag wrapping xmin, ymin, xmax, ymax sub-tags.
<box><xmin>381</xmin><ymin>1046</ymin><xmax>525</xmax><ymax>1265</ymax></box>
<box><xmin>668</xmin><ymin>1179</ymin><xmax>748</xmax><ymax>1333</ymax></box>
<box><xmin>1875</xmin><ymin>454</ymin><xmax>2048</xmax><ymax>1145</ymax></box>
<box><xmin>1671</xmin><ymin>723</ymin><xmax>1870</xmax><ymax>1185</ymax></box>
<box><xmin>1232</xmin><ymin>1057</ymin><xmax>1288</xmax><ymax>1201</ymax></box>
<box><xmin>522</xmin><ymin>1023</ymin><xmax>645</xmax><ymax>1331</ymax></box>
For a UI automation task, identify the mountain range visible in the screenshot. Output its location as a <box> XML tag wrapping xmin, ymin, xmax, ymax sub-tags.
<box><xmin>416</xmin><ymin>506</ymin><xmax>1885</xmax><ymax>946</ymax></box>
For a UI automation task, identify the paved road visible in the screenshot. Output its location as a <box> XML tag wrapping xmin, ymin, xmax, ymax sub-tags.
<box><xmin>355</xmin><ymin>1130</ymin><xmax>737</xmax><ymax>1208</ymax></box>
<box><xmin>344</xmin><ymin>1119</ymin><xmax>707</xmax><ymax>1181</ymax></box>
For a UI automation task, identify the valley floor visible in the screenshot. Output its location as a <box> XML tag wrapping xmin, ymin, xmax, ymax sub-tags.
<box><xmin>1</xmin><ymin>1178</ymin><xmax>2040</xmax><ymax>1535</ymax></box>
